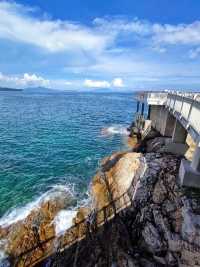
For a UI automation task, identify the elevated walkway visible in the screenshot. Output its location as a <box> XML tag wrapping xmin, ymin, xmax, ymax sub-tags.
<box><xmin>135</xmin><ymin>91</ymin><xmax>200</xmax><ymax>189</ymax></box>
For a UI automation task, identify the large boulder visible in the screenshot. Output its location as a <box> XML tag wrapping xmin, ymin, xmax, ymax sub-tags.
<box><xmin>91</xmin><ymin>152</ymin><xmax>142</xmax><ymax>210</ymax></box>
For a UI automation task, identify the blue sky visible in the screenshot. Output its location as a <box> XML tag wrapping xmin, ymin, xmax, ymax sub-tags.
<box><xmin>0</xmin><ymin>0</ymin><xmax>200</xmax><ymax>90</ymax></box>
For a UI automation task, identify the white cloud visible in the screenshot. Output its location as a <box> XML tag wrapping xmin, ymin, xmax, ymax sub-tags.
<box><xmin>83</xmin><ymin>78</ymin><xmax>125</xmax><ymax>89</ymax></box>
<box><xmin>84</xmin><ymin>79</ymin><xmax>111</xmax><ymax>88</ymax></box>
<box><xmin>189</xmin><ymin>47</ymin><xmax>200</xmax><ymax>59</ymax></box>
<box><xmin>1</xmin><ymin>2</ymin><xmax>200</xmax><ymax>90</ymax></box>
<box><xmin>112</xmin><ymin>78</ymin><xmax>124</xmax><ymax>87</ymax></box>
<box><xmin>64</xmin><ymin>81</ymin><xmax>73</xmax><ymax>85</ymax></box>
<box><xmin>22</xmin><ymin>73</ymin><xmax>50</xmax><ymax>87</ymax></box>
<box><xmin>1</xmin><ymin>1</ymin><xmax>200</xmax><ymax>56</ymax></box>
<box><xmin>94</xmin><ymin>18</ymin><xmax>200</xmax><ymax>49</ymax></box>
<box><xmin>93</xmin><ymin>18</ymin><xmax>151</xmax><ymax>36</ymax></box>
<box><xmin>0</xmin><ymin>1</ymin><xmax>110</xmax><ymax>53</ymax></box>
<box><xmin>152</xmin><ymin>22</ymin><xmax>200</xmax><ymax>46</ymax></box>
<box><xmin>0</xmin><ymin>72</ymin><xmax>50</xmax><ymax>88</ymax></box>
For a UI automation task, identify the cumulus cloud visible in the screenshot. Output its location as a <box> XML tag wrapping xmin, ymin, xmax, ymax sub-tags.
<box><xmin>93</xmin><ymin>18</ymin><xmax>151</xmax><ymax>37</ymax></box>
<box><xmin>152</xmin><ymin>22</ymin><xmax>200</xmax><ymax>46</ymax></box>
<box><xmin>94</xmin><ymin>18</ymin><xmax>200</xmax><ymax>50</ymax></box>
<box><xmin>84</xmin><ymin>79</ymin><xmax>111</xmax><ymax>88</ymax></box>
<box><xmin>1</xmin><ymin>1</ymin><xmax>200</xmax><ymax>90</ymax></box>
<box><xmin>0</xmin><ymin>1</ymin><xmax>110</xmax><ymax>53</ymax></box>
<box><xmin>189</xmin><ymin>47</ymin><xmax>200</xmax><ymax>59</ymax></box>
<box><xmin>1</xmin><ymin>1</ymin><xmax>200</xmax><ymax>56</ymax></box>
<box><xmin>0</xmin><ymin>72</ymin><xmax>50</xmax><ymax>88</ymax></box>
<box><xmin>83</xmin><ymin>78</ymin><xmax>125</xmax><ymax>89</ymax></box>
<box><xmin>112</xmin><ymin>78</ymin><xmax>124</xmax><ymax>87</ymax></box>
<box><xmin>22</xmin><ymin>73</ymin><xmax>50</xmax><ymax>87</ymax></box>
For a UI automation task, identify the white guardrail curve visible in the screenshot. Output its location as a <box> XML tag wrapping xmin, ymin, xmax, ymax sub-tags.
<box><xmin>136</xmin><ymin>91</ymin><xmax>200</xmax><ymax>144</ymax></box>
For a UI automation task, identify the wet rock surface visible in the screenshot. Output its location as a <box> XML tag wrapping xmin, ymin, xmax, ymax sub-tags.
<box><xmin>0</xmin><ymin>188</ymin><xmax>75</xmax><ymax>265</ymax></box>
<box><xmin>42</xmin><ymin>151</ymin><xmax>200</xmax><ymax>267</ymax></box>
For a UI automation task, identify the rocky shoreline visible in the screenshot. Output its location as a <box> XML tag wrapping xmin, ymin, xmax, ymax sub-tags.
<box><xmin>45</xmin><ymin>148</ymin><xmax>200</xmax><ymax>267</ymax></box>
<box><xmin>1</xmin><ymin>126</ymin><xmax>200</xmax><ymax>266</ymax></box>
<box><xmin>44</xmin><ymin>132</ymin><xmax>200</xmax><ymax>266</ymax></box>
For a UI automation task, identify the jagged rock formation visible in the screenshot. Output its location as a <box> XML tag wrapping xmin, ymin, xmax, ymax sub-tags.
<box><xmin>43</xmin><ymin>150</ymin><xmax>200</xmax><ymax>267</ymax></box>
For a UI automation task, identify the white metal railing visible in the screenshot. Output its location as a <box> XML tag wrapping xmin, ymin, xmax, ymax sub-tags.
<box><xmin>135</xmin><ymin>92</ymin><xmax>168</xmax><ymax>105</ymax></box>
<box><xmin>136</xmin><ymin>91</ymin><xmax>200</xmax><ymax>142</ymax></box>
<box><xmin>166</xmin><ymin>93</ymin><xmax>200</xmax><ymax>137</ymax></box>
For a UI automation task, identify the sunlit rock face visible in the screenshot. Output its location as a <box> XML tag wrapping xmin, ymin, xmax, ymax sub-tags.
<box><xmin>91</xmin><ymin>152</ymin><xmax>142</xmax><ymax>210</ymax></box>
<box><xmin>0</xmin><ymin>151</ymin><xmax>143</xmax><ymax>265</ymax></box>
<box><xmin>185</xmin><ymin>134</ymin><xmax>196</xmax><ymax>160</ymax></box>
<box><xmin>0</xmin><ymin>188</ymin><xmax>75</xmax><ymax>262</ymax></box>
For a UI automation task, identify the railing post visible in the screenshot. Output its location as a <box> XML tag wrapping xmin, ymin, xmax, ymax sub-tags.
<box><xmin>141</xmin><ymin>103</ymin><xmax>144</xmax><ymax>116</ymax></box>
<box><xmin>136</xmin><ymin>101</ymin><xmax>140</xmax><ymax>113</ymax></box>
<box><xmin>173</xmin><ymin>93</ymin><xmax>178</xmax><ymax>111</ymax></box>
<box><xmin>180</xmin><ymin>96</ymin><xmax>184</xmax><ymax>115</ymax></box>
<box><xmin>186</xmin><ymin>96</ymin><xmax>194</xmax><ymax>124</ymax></box>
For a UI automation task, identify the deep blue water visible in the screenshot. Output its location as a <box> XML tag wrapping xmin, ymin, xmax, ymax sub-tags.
<box><xmin>0</xmin><ymin>91</ymin><xmax>135</xmax><ymax>217</ymax></box>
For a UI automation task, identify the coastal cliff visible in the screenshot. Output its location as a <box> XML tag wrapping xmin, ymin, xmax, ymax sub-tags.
<box><xmin>1</xmin><ymin>132</ymin><xmax>200</xmax><ymax>266</ymax></box>
<box><xmin>46</xmin><ymin>149</ymin><xmax>200</xmax><ymax>267</ymax></box>
<box><xmin>46</xmin><ymin>134</ymin><xmax>200</xmax><ymax>267</ymax></box>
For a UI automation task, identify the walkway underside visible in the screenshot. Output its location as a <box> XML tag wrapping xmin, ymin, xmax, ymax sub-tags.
<box><xmin>135</xmin><ymin>91</ymin><xmax>200</xmax><ymax>189</ymax></box>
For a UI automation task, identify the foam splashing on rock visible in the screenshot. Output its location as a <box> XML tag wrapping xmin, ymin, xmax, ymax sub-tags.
<box><xmin>53</xmin><ymin>210</ymin><xmax>77</xmax><ymax>236</ymax></box>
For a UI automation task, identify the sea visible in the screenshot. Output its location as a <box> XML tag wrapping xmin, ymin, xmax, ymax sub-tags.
<box><xmin>0</xmin><ymin>90</ymin><xmax>136</xmax><ymax>227</ymax></box>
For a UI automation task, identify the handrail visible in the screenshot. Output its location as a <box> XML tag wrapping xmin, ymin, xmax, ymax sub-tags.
<box><xmin>13</xmin><ymin>157</ymin><xmax>146</xmax><ymax>267</ymax></box>
<box><xmin>135</xmin><ymin>91</ymin><xmax>200</xmax><ymax>144</ymax></box>
<box><xmin>166</xmin><ymin>93</ymin><xmax>200</xmax><ymax>144</ymax></box>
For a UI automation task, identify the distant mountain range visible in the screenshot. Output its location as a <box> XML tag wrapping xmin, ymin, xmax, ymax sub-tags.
<box><xmin>24</xmin><ymin>86</ymin><xmax>58</xmax><ymax>93</ymax></box>
<box><xmin>0</xmin><ymin>86</ymin><xmax>59</xmax><ymax>93</ymax></box>
<box><xmin>0</xmin><ymin>87</ymin><xmax>22</xmax><ymax>92</ymax></box>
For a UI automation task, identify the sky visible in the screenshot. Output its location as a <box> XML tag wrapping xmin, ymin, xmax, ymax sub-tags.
<box><xmin>0</xmin><ymin>0</ymin><xmax>200</xmax><ymax>91</ymax></box>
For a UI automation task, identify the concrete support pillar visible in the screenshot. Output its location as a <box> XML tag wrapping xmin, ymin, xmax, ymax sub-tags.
<box><xmin>179</xmin><ymin>145</ymin><xmax>200</xmax><ymax>188</ymax></box>
<box><xmin>162</xmin><ymin>111</ymin><xmax>176</xmax><ymax>137</ymax></box>
<box><xmin>172</xmin><ymin>119</ymin><xmax>187</xmax><ymax>144</ymax></box>
<box><xmin>147</xmin><ymin>105</ymin><xmax>151</xmax><ymax>119</ymax></box>
<box><xmin>141</xmin><ymin>103</ymin><xmax>144</xmax><ymax>116</ymax></box>
<box><xmin>191</xmin><ymin>147</ymin><xmax>200</xmax><ymax>172</ymax></box>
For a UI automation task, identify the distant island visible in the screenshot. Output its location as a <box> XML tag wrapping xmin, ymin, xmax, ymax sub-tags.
<box><xmin>0</xmin><ymin>86</ymin><xmax>56</xmax><ymax>93</ymax></box>
<box><xmin>24</xmin><ymin>86</ymin><xmax>58</xmax><ymax>93</ymax></box>
<box><xmin>0</xmin><ymin>87</ymin><xmax>22</xmax><ymax>92</ymax></box>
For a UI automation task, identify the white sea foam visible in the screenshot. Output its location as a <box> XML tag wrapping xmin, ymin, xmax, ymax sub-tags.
<box><xmin>0</xmin><ymin>251</ymin><xmax>9</xmax><ymax>267</ymax></box>
<box><xmin>0</xmin><ymin>240</ymin><xmax>9</xmax><ymax>267</ymax></box>
<box><xmin>101</xmin><ymin>125</ymin><xmax>129</xmax><ymax>136</ymax></box>
<box><xmin>53</xmin><ymin>210</ymin><xmax>77</xmax><ymax>236</ymax></box>
<box><xmin>0</xmin><ymin>184</ymin><xmax>74</xmax><ymax>228</ymax></box>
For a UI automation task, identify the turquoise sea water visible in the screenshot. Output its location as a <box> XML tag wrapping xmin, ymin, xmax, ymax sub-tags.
<box><xmin>0</xmin><ymin>91</ymin><xmax>135</xmax><ymax>218</ymax></box>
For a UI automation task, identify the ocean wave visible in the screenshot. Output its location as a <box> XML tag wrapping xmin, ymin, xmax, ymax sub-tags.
<box><xmin>53</xmin><ymin>187</ymin><xmax>92</xmax><ymax>236</ymax></box>
<box><xmin>0</xmin><ymin>184</ymin><xmax>74</xmax><ymax>228</ymax></box>
<box><xmin>0</xmin><ymin>252</ymin><xmax>9</xmax><ymax>267</ymax></box>
<box><xmin>0</xmin><ymin>240</ymin><xmax>9</xmax><ymax>267</ymax></box>
<box><xmin>101</xmin><ymin>125</ymin><xmax>129</xmax><ymax>136</ymax></box>
<box><xmin>53</xmin><ymin>209</ymin><xmax>77</xmax><ymax>236</ymax></box>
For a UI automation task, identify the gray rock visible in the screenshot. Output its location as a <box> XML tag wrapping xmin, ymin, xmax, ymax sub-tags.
<box><xmin>165</xmin><ymin>251</ymin><xmax>177</xmax><ymax>266</ymax></box>
<box><xmin>181</xmin><ymin>199</ymin><xmax>200</xmax><ymax>245</ymax></box>
<box><xmin>142</xmin><ymin>222</ymin><xmax>163</xmax><ymax>253</ymax></box>
<box><xmin>153</xmin><ymin>179</ymin><xmax>167</xmax><ymax>204</ymax></box>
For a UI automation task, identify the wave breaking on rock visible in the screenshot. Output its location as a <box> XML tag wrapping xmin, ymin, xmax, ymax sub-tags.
<box><xmin>100</xmin><ymin>125</ymin><xmax>129</xmax><ymax>137</ymax></box>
